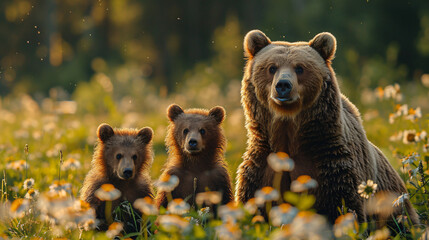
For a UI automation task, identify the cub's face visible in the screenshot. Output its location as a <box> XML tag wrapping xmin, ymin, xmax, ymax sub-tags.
<box><xmin>244</xmin><ymin>30</ymin><xmax>337</xmax><ymax>117</ymax></box>
<box><xmin>167</xmin><ymin>104</ymin><xmax>225</xmax><ymax>155</ymax></box>
<box><xmin>97</xmin><ymin>124</ymin><xmax>153</xmax><ymax>180</ymax></box>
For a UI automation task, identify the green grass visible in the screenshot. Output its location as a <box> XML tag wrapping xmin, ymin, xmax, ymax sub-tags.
<box><xmin>0</xmin><ymin>81</ymin><xmax>428</xmax><ymax>239</ymax></box>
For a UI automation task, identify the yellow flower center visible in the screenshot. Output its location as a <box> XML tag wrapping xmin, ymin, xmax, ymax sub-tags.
<box><xmin>276</xmin><ymin>152</ymin><xmax>290</xmax><ymax>159</ymax></box>
<box><xmin>225</xmin><ymin>221</ymin><xmax>239</xmax><ymax>232</ymax></box>
<box><xmin>408</xmin><ymin>108</ymin><xmax>416</xmax><ymax>115</ymax></box>
<box><xmin>297</xmin><ymin>211</ymin><xmax>314</xmax><ymax>219</ymax></box>
<box><xmin>108</xmin><ymin>222</ymin><xmax>122</xmax><ymax>231</ymax></box>
<box><xmin>395</xmin><ymin>104</ymin><xmax>401</xmax><ymax>111</ymax></box>
<box><xmin>226</xmin><ymin>201</ymin><xmax>238</xmax><ymax>209</ymax></box>
<box><xmin>279</xmin><ymin>203</ymin><xmax>292</xmax><ymax>212</ymax></box>
<box><xmin>79</xmin><ymin>200</ymin><xmax>91</xmax><ymax>210</ymax></box>
<box><xmin>297</xmin><ymin>175</ymin><xmax>311</xmax><ymax>184</ymax></box>
<box><xmin>143</xmin><ymin>196</ymin><xmax>153</xmax><ymax>204</ymax></box>
<box><xmin>52</xmin><ymin>179</ymin><xmax>68</xmax><ymax>186</ymax></box>
<box><xmin>251</xmin><ymin>215</ymin><xmax>265</xmax><ymax>223</ymax></box>
<box><xmin>160</xmin><ymin>174</ymin><xmax>171</xmax><ymax>182</ymax></box>
<box><xmin>11</xmin><ymin>198</ymin><xmax>24</xmax><ymax>212</ymax></box>
<box><xmin>376</xmin><ymin>87</ymin><xmax>384</xmax><ymax>97</ymax></box>
<box><xmin>261</xmin><ymin>186</ymin><xmax>274</xmax><ymax>194</ymax></box>
<box><xmin>101</xmin><ymin>183</ymin><xmax>115</xmax><ymax>192</ymax></box>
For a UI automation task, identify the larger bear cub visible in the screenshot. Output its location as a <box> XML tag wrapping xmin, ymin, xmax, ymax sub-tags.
<box><xmin>236</xmin><ymin>30</ymin><xmax>419</xmax><ymax>224</ymax></box>
<box><xmin>156</xmin><ymin>104</ymin><xmax>234</xmax><ymax>208</ymax></box>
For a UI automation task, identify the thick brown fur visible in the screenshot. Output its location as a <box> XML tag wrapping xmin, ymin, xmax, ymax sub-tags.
<box><xmin>80</xmin><ymin>123</ymin><xmax>154</xmax><ymax>228</ymax></box>
<box><xmin>236</xmin><ymin>30</ymin><xmax>419</xmax><ymax>225</ymax></box>
<box><xmin>156</xmin><ymin>104</ymin><xmax>234</xmax><ymax>208</ymax></box>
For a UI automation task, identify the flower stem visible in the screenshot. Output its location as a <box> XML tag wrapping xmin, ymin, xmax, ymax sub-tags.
<box><xmin>24</xmin><ymin>144</ymin><xmax>29</xmax><ymax>180</ymax></box>
<box><xmin>58</xmin><ymin>150</ymin><xmax>63</xmax><ymax>181</ymax></box>
<box><xmin>256</xmin><ymin>224</ymin><xmax>260</xmax><ymax>237</ymax></box>
<box><xmin>105</xmin><ymin>200</ymin><xmax>113</xmax><ymax>225</ymax></box>
<box><xmin>266</xmin><ymin>201</ymin><xmax>272</xmax><ymax>223</ymax></box>
<box><xmin>141</xmin><ymin>214</ymin><xmax>148</xmax><ymax>240</ymax></box>
<box><xmin>167</xmin><ymin>192</ymin><xmax>173</xmax><ymax>203</ymax></box>
<box><xmin>273</xmin><ymin>172</ymin><xmax>283</xmax><ymax>203</ymax></box>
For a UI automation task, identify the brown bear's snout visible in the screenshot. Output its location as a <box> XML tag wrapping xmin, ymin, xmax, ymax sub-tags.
<box><xmin>118</xmin><ymin>157</ymin><xmax>135</xmax><ymax>180</ymax></box>
<box><xmin>184</xmin><ymin>131</ymin><xmax>203</xmax><ymax>154</ymax></box>
<box><xmin>122</xmin><ymin>168</ymin><xmax>133</xmax><ymax>179</ymax></box>
<box><xmin>275</xmin><ymin>80</ymin><xmax>293</xmax><ymax>101</ymax></box>
<box><xmin>188</xmin><ymin>139</ymin><xmax>198</xmax><ymax>149</ymax></box>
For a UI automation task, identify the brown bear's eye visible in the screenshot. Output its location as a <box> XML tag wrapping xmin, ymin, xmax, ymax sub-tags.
<box><xmin>183</xmin><ymin>129</ymin><xmax>189</xmax><ymax>135</ymax></box>
<box><xmin>199</xmin><ymin>129</ymin><xmax>206</xmax><ymax>135</ymax></box>
<box><xmin>295</xmin><ymin>66</ymin><xmax>304</xmax><ymax>75</ymax></box>
<box><xmin>132</xmin><ymin>155</ymin><xmax>137</xmax><ymax>161</ymax></box>
<box><xmin>269</xmin><ymin>66</ymin><xmax>277</xmax><ymax>74</ymax></box>
<box><xmin>116</xmin><ymin>153</ymin><xmax>122</xmax><ymax>160</ymax></box>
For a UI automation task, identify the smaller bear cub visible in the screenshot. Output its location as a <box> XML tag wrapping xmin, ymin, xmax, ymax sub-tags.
<box><xmin>156</xmin><ymin>104</ymin><xmax>233</xmax><ymax>208</ymax></box>
<box><xmin>80</xmin><ymin>123</ymin><xmax>154</xmax><ymax>226</ymax></box>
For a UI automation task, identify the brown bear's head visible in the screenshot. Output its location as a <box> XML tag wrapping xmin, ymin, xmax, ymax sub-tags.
<box><xmin>167</xmin><ymin>104</ymin><xmax>225</xmax><ymax>157</ymax></box>
<box><xmin>97</xmin><ymin>123</ymin><xmax>153</xmax><ymax>180</ymax></box>
<box><xmin>244</xmin><ymin>30</ymin><xmax>336</xmax><ymax>117</ymax></box>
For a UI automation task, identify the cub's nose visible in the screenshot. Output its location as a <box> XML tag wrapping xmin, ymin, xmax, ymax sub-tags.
<box><xmin>275</xmin><ymin>80</ymin><xmax>293</xmax><ymax>97</ymax></box>
<box><xmin>123</xmin><ymin>169</ymin><xmax>133</xmax><ymax>179</ymax></box>
<box><xmin>188</xmin><ymin>139</ymin><xmax>198</xmax><ymax>148</ymax></box>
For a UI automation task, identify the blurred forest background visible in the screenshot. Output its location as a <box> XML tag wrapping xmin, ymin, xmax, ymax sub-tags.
<box><xmin>2</xmin><ymin>0</ymin><xmax>429</xmax><ymax>99</ymax></box>
<box><xmin>1</xmin><ymin>0</ymin><xmax>429</xmax><ymax>179</ymax></box>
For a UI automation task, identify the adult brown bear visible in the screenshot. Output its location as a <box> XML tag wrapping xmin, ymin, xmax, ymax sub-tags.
<box><xmin>235</xmin><ymin>29</ymin><xmax>419</xmax><ymax>224</ymax></box>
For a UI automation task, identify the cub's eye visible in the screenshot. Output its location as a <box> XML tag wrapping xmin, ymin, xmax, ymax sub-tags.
<box><xmin>295</xmin><ymin>66</ymin><xmax>304</xmax><ymax>75</ymax></box>
<box><xmin>199</xmin><ymin>129</ymin><xmax>206</xmax><ymax>135</ymax></box>
<box><xmin>269</xmin><ymin>66</ymin><xmax>277</xmax><ymax>74</ymax></box>
<box><xmin>116</xmin><ymin>153</ymin><xmax>122</xmax><ymax>160</ymax></box>
<box><xmin>132</xmin><ymin>155</ymin><xmax>137</xmax><ymax>161</ymax></box>
<box><xmin>183</xmin><ymin>129</ymin><xmax>189</xmax><ymax>135</ymax></box>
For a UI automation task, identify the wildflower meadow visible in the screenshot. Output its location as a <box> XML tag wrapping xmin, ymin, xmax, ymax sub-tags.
<box><xmin>1</xmin><ymin>80</ymin><xmax>429</xmax><ymax>239</ymax></box>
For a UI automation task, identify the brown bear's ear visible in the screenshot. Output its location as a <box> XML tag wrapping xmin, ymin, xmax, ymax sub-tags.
<box><xmin>167</xmin><ymin>104</ymin><xmax>184</xmax><ymax>122</ymax></box>
<box><xmin>209</xmin><ymin>106</ymin><xmax>225</xmax><ymax>124</ymax></box>
<box><xmin>137</xmin><ymin>127</ymin><xmax>153</xmax><ymax>144</ymax></box>
<box><xmin>244</xmin><ymin>30</ymin><xmax>271</xmax><ymax>58</ymax></box>
<box><xmin>309</xmin><ymin>32</ymin><xmax>337</xmax><ymax>62</ymax></box>
<box><xmin>97</xmin><ymin>123</ymin><xmax>114</xmax><ymax>142</ymax></box>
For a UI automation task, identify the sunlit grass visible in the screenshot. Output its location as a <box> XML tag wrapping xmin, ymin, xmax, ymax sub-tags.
<box><xmin>0</xmin><ymin>82</ymin><xmax>428</xmax><ymax>239</ymax></box>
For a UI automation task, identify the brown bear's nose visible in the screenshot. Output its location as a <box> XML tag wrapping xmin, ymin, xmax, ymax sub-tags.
<box><xmin>276</xmin><ymin>80</ymin><xmax>293</xmax><ymax>98</ymax></box>
<box><xmin>188</xmin><ymin>139</ymin><xmax>198</xmax><ymax>148</ymax></box>
<box><xmin>123</xmin><ymin>169</ymin><xmax>133</xmax><ymax>179</ymax></box>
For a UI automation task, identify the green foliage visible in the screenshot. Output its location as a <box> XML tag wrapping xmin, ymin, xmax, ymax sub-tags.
<box><xmin>1</xmin><ymin>0</ymin><xmax>429</xmax><ymax>97</ymax></box>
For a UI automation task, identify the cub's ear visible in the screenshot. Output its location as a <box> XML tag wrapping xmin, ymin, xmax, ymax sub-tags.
<box><xmin>244</xmin><ymin>30</ymin><xmax>271</xmax><ymax>58</ymax></box>
<box><xmin>167</xmin><ymin>104</ymin><xmax>184</xmax><ymax>122</ymax></box>
<box><xmin>309</xmin><ymin>32</ymin><xmax>337</xmax><ymax>62</ymax></box>
<box><xmin>209</xmin><ymin>106</ymin><xmax>225</xmax><ymax>124</ymax></box>
<box><xmin>97</xmin><ymin>123</ymin><xmax>114</xmax><ymax>142</ymax></box>
<box><xmin>138</xmin><ymin>127</ymin><xmax>153</xmax><ymax>144</ymax></box>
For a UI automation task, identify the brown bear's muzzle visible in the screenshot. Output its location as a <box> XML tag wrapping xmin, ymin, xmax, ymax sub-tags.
<box><xmin>185</xmin><ymin>131</ymin><xmax>203</xmax><ymax>154</ymax></box>
<box><xmin>275</xmin><ymin>79</ymin><xmax>293</xmax><ymax>101</ymax></box>
<box><xmin>271</xmin><ymin>69</ymin><xmax>300</xmax><ymax>106</ymax></box>
<box><xmin>118</xmin><ymin>158</ymin><xmax>135</xmax><ymax>180</ymax></box>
